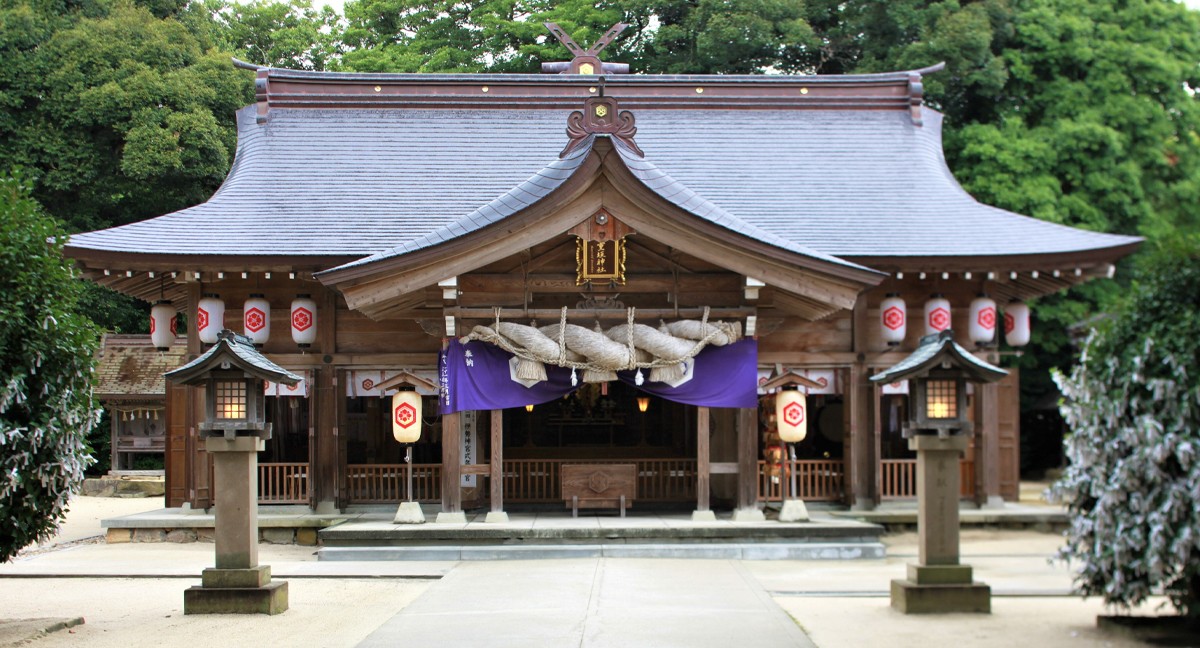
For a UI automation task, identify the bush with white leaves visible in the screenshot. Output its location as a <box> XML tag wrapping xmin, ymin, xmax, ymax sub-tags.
<box><xmin>1051</xmin><ymin>242</ymin><xmax>1200</xmax><ymax>618</ymax></box>
<box><xmin>0</xmin><ymin>173</ymin><xmax>100</xmax><ymax>562</ymax></box>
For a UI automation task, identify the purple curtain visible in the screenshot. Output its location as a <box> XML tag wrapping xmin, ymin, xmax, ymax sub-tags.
<box><xmin>438</xmin><ymin>338</ymin><xmax>759</xmax><ymax>414</ymax></box>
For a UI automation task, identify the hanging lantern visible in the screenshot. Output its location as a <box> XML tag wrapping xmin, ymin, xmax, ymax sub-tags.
<box><xmin>291</xmin><ymin>294</ymin><xmax>318</xmax><ymax>348</ymax></box>
<box><xmin>968</xmin><ymin>294</ymin><xmax>997</xmax><ymax>346</ymax></box>
<box><xmin>243</xmin><ymin>294</ymin><xmax>271</xmax><ymax>346</ymax></box>
<box><xmin>636</xmin><ymin>396</ymin><xmax>650</xmax><ymax>413</ymax></box>
<box><xmin>149</xmin><ymin>300</ymin><xmax>176</xmax><ymax>351</ymax></box>
<box><xmin>775</xmin><ymin>389</ymin><xmax>808</xmax><ymax>443</ymax></box>
<box><xmin>880</xmin><ymin>293</ymin><xmax>907</xmax><ymax>346</ymax></box>
<box><xmin>391</xmin><ymin>391</ymin><xmax>422</xmax><ymax>443</ymax></box>
<box><xmin>924</xmin><ymin>294</ymin><xmax>951</xmax><ymax>335</ymax></box>
<box><xmin>196</xmin><ymin>293</ymin><xmax>225</xmax><ymax>344</ymax></box>
<box><xmin>1004</xmin><ymin>301</ymin><xmax>1031</xmax><ymax>347</ymax></box>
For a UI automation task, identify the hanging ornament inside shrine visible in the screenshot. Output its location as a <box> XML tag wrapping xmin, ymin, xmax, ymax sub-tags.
<box><xmin>243</xmin><ymin>293</ymin><xmax>271</xmax><ymax>347</ymax></box>
<box><xmin>196</xmin><ymin>293</ymin><xmax>225</xmax><ymax>344</ymax></box>
<box><xmin>924</xmin><ymin>294</ymin><xmax>951</xmax><ymax>335</ymax></box>
<box><xmin>1004</xmin><ymin>301</ymin><xmax>1031</xmax><ymax>347</ymax></box>
<box><xmin>571</xmin><ymin>209</ymin><xmax>631</xmax><ymax>286</ymax></box>
<box><xmin>880</xmin><ymin>293</ymin><xmax>907</xmax><ymax>345</ymax></box>
<box><xmin>149</xmin><ymin>300</ymin><xmax>176</xmax><ymax>351</ymax></box>
<box><xmin>775</xmin><ymin>389</ymin><xmax>808</xmax><ymax>443</ymax></box>
<box><xmin>968</xmin><ymin>294</ymin><xmax>997</xmax><ymax>346</ymax></box>
<box><xmin>291</xmin><ymin>294</ymin><xmax>318</xmax><ymax>348</ymax></box>
<box><xmin>391</xmin><ymin>391</ymin><xmax>422</xmax><ymax>443</ymax></box>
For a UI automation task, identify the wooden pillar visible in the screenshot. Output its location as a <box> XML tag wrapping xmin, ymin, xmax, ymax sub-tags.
<box><xmin>733</xmin><ymin>407</ymin><xmax>764</xmax><ymax>521</ymax></box>
<box><xmin>976</xmin><ymin>381</ymin><xmax>1002</xmax><ymax>508</ymax></box>
<box><xmin>696</xmin><ymin>407</ymin><xmax>711</xmax><ymax>514</ymax></box>
<box><xmin>849</xmin><ymin>296</ymin><xmax>878</xmax><ymax>510</ymax></box>
<box><xmin>312</xmin><ymin>289</ymin><xmax>341</xmax><ymax>512</ymax></box>
<box><xmin>439</xmin><ymin>411</ymin><xmax>465</xmax><ymax>521</ymax></box>
<box><xmin>486</xmin><ymin>409</ymin><xmax>509</xmax><ymax>523</ymax></box>
<box><xmin>312</xmin><ymin>366</ymin><xmax>339</xmax><ymax>512</ymax></box>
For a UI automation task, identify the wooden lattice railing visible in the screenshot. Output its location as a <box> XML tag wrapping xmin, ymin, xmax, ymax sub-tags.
<box><xmin>757</xmin><ymin>459</ymin><xmax>845</xmax><ymax>502</ymax></box>
<box><xmin>345</xmin><ymin>464</ymin><xmax>443</xmax><ymax>503</ymax></box>
<box><xmin>503</xmin><ymin>459</ymin><xmax>697</xmax><ymax>502</ymax></box>
<box><xmin>880</xmin><ymin>459</ymin><xmax>975</xmax><ymax>499</ymax></box>
<box><xmin>258</xmin><ymin>462</ymin><xmax>309</xmax><ymax>504</ymax></box>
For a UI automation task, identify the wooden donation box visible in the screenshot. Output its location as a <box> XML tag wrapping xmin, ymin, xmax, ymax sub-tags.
<box><xmin>562</xmin><ymin>464</ymin><xmax>636</xmax><ymax>518</ymax></box>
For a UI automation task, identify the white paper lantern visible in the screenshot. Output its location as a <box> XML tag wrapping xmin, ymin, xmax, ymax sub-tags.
<box><xmin>196</xmin><ymin>293</ymin><xmax>225</xmax><ymax>344</ymax></box>
<box><xmin>968</xmin><ymin>295</ymin><xmax>997</xmax><ymax>345</ymax></box>
<box><xmin>1004</xmin><ymin>301</ymin><xmax>1031</xmax><ymax>347</ymax></box>
<box><xmin>243</xmin><ymin>293</ymin><xmax>271</xmax><ymax>346</ymax></box>
<box><xmin>391</xmin><ymin>391</ymin><xmax>422</xmax><ymax>443</ymax></box>
<box><xmin>149</xmin><ymin>300</ymin><xmax>176</xmax><ymax>351</ymax></box>
<box><xmin>291</xmin><ymin>294</ymin><xmax>318</xmax><ymax>348</ymax></box>
<box><xmin>924</xmin><ymin>294</ymin><xmax>951</xmax><ymax>335</ymax></box>
<box><xmin>775</xmin><ymin>390</ymin><xmax>807</xmax><ymax>443</ymax></box>
<box><xmin>880</xmin><ymin>293</ymin><xmax>907</xmax><ymax>345</ymax></box>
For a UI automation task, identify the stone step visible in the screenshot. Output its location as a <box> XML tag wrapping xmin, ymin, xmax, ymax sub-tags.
<box><xmin>318</xmin><ymin>541</ymin><xmax>886</xmax><ymax>561</ymax></box>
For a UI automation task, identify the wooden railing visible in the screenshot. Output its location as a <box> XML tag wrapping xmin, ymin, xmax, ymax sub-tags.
<box><xmin>880</xmin><ymin>459</ymin><xmax>975</xmax><ymax>499</ymax></box>
<box><xmin>757</xmin><ymin>459</ymin><xmax>845</xmax><ymax>502</ymax></box>
<box><xmin>258</xmin><ymin>462</ymin><xmax>309</xmax><ymax>504</ymax></box>
<box><xmin>345</xmin><ymin>464</ymin><xmax>443</xmax><ymax>503</ymax></box>
<box><xmin>504</xmin><ymin>459</ymin><xmax>697</xmax><ymax>502</ymax></box>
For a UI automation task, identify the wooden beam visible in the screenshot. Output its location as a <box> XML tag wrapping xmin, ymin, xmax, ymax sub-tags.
<box><xmin>441</xmin><ymin>411</ymin><xmax>462</xmax><ymax>513</ymax></box>
<box><xmin>491</xmin><ymin>410</ymin><xmax>504</xmax><ymax>514</ymax></box>
<box><xmin>457</xmin><ymin>273</ymin><xmax>741</xmax><ymax>294</ymax></box>
<box><xmin>697</xmin><ymin>406</ymin><xmax>710</xmax><ymax>513</ymax></box>
<box><xmin>736</xmin><ymin>407</ymin><xmax>758</xmax><ymax>512</ymax></box>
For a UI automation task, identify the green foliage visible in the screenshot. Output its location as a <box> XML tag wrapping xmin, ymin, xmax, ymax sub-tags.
<box><xmin>0</xmin><ymin>0</ymin><xmax>254</xmax><ymax>233</ymax></box>
<box><xmin>0</xmin><ymin>173</ymin><xmax>101</xmax><ymax>562</ymax></box>
<box><xmin>1051</xmin><ymin>239</ymin><xmax>1200</xmax><ymax>617</ymax></box>
<box><xmin>197</xmin><ymin>0</ymin><xmax>343</xmax><ymax>70</ymax></box>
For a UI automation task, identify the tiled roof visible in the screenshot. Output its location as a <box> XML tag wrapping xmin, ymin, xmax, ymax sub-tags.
<box><xmin>165</xmin><ymin>331</ymin><xmax>302</xmax><ymax>385</ymax></box>
<box><xmin>94</xmin><ymin>334</ymin><xmax>187</xmax><ymax>399</ymax></box>
<box><xmin>64</xmin><ymin>89</ymin><xmax>1140</xmax><ymax>263</ymax></box>
<box><xmin>870</xmin><ymin>330</ymin><xmax>1008</xmax><ymax>384</ymax></box>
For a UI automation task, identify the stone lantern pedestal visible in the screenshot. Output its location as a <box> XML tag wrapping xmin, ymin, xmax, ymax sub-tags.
<box><xmin>183</xmin><ymin>436</ymin><xmax>288</xmax><ymax>615</ymax></box>
<box><xmin>889</xmin><ymin>434</ymin><xmax>990</xmax><ymax>614</ymax></box>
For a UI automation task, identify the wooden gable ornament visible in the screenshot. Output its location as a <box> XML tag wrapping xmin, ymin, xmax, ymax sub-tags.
<box><xmin>570</xmin><ymin>209</ymin><xmax>632</xmax><ymax>286</ymax></box>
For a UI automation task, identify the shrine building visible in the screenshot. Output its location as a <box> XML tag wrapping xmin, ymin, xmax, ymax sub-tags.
<box><xmin>62</xmin><ymin>35</ymin><xmax>1139</xmax><ymax>519</ymax></box>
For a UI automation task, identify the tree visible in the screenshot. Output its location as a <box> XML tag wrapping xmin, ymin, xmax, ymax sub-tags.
<box><xmin>1051</xmin><ymin>239</ymin><xmax>1200</xmax><ymax>618</ymax></box>
<box><xmin>0</xmin><ymin>0</ymin><xmax>254</xmax><ymax>234</ymax></box>
<box><xmin>196</xmin><ymin>0</ymin><xmax>343</xmax><ymax>70</ymax></box>
<box><xmin>0</xmin><ymin>172</ymin><xmax>101</xmax><ymax>562</ymax></box>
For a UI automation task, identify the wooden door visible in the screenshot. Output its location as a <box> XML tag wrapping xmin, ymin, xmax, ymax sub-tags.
<box><xmin>165</xmin><ymin>383</ymin><xmax>190</xmax><ymax>507</ymax></box>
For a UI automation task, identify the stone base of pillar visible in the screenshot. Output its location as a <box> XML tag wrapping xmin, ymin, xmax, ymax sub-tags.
<box><xmin>691</xmin><ymin>510</ymin><xmax>717</xmax><ymax>522</ymax></box>
<box><xmin>435</xmin><ymin>511</ymin><xmax>468</xmax><ymax>524</ymax></box>
<box><xmin>981</xmin><ymin>495</ymin><xmax>1006</xmax><ymax>510</ymax></box>
<box><xmin>313</xmin><ymin>500</ymin><xmax>339</xmax><ymax>515</ymax></box>
<box><xmin>185</xmin><ymin>568</ymin><xmax>288</xmax><ymax>615</ymax></box>
<box><xmin>731</xmin><ymin>507</ymin><xmax>765</xmax><ymax>522</ymax></box>
<box><xmin>484</xmin><ymin>511</ymin><xmax>510</xmax><ymax>524</ymax></box>
<box><xmin>849</xmin><ymin>498</ymin><xmax>877</xmax><ymax>512</ymax></box>
<box><xmin>890</xmin><ymin>563</ymin><xmax>990</xmax><ymax>613</ymax></box>
<box><xmin>779</xmin><ymin>499</ymin><xmax>809</xmax><ymax>522</ymax></box>
<box><xmin>393</xmin><ymin>501</ymin><xmax>426</xmax><ymax>524</ymax></box>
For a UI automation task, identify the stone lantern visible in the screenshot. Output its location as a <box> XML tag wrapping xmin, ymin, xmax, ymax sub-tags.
<box><xmin>870</xmin><ymin>330</ymin><xmax>1007</xmax><ymax>614</ymax></box>
<box><xmin>165</xmin><ymin>330</ymin><xmax>301</xmax><ymax>615</ymax></box>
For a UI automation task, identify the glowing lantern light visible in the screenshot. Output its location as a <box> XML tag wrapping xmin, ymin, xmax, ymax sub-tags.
<box><xmin>1004</xmin><ymin>301</ymin><xmax>1031</xmax><ymax>347</ymax></box>
<box><xmin>636</xmin><ymin>396</ymin><xmax>650</xmax><ymax>413</ymax></box>
<box><xmin>968</xmin><ymin>295</ymin><xmax>997</xmax><ymax>346</ymax></box>
<box><xmin>775</xmin><ymin>389</ymin><xmax>808</xmax><ymax>443</ymax></box>
<box><xmin>924</xmin><ymin>294</ymin><xmax>951</xmax><ymax>335</ymax></box>
<box><xmin>880</xmin><ymin>293</ymin><xmax>907</xmax><ymax>346</ymax></box>
<box><xmin>196</xmin><ymin>293</ymin><xmax>225</xmax><ymax>344</ymax></box>
<box><xmin>243</xmin><ymin>294</ymin><xmax>271</xmax><ymax>346</ymax></box>
<box><xmin>291</xmin><ymin>294</ymin><xmax>317</xmax><ymax>348</ymax></box>
<box><xmin>150</xmin><ymin>300</ymin><xmax>176</xmax><ymax>351</ymax></box>
<box><xmin>391</xmin><ymin>391</ymin><xmax>422</xmax><ymax>444</ymax></box>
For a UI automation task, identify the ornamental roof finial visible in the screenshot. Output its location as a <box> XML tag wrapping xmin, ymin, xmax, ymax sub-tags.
<box><xmin>541</xmin><ymin>23</ymin><xmax>631</xmax><ymax>75</ymax></box>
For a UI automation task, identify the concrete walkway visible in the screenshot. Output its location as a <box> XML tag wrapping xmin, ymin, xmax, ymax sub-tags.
<box><xmin>0</xmin><ymin>495</ymin><xmax>1171</xmax><ymax>648</ymax></box>
<box><xmin>358</xmin><ymin>559</ymin><xmax>813</xmax><ymax>648</ymax></box>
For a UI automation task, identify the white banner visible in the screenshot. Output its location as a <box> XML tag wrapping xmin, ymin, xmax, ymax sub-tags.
<box><xmin>461</xmin><ymin>410</ymin><xmax>477</xmax><ymax>487</ymax></box>
<box><xmin>346</xmin><ymin>370</ymin><xmax>440</xmax><ymax>398</ymax></box>
<box><xmin>264</xmin><ymin>371</ymin><xmax>311</xmax><ymax>397</ymax></box>
<box><xmin>880</xmin><ymin>379</ymin><xmax>909</xmax><ymax>395</ymax></box>
<box><xmin>803</xmin><ymin>369</ymin><xmax>840</xmax><ymax>395</ymax></box>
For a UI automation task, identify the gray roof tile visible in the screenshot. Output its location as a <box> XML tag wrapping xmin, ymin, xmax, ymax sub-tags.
<box><xmin>65</xmin><ymin>102</ymin><xmax>1139</xmax><ymax>263</ymax></box>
